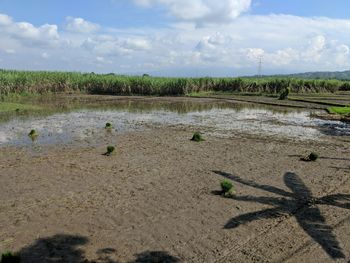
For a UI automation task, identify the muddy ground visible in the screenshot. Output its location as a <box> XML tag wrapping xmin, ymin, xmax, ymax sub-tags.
<box><xmin>0</xmin><ymin>122</ymin><xmax>349</xmax><ymax>262</ymax></box>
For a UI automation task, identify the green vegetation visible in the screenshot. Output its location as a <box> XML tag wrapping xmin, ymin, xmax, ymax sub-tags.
<box><xmin>105</xmin><ymin>145</ymin><xmax>116</xmax><ymax>156</ymax></box>
<box><xmin>220</xmin><ymin>180</ymin><xmax>235</xmax><ymax>198</ymax></box>
<box><xmin>301</xmin><ymin>152</ymin><xmax>319</xmax><ymax>162</ymax></box>
<box><xmin>1</xmin><ymin>70</ymin><xmax>350</xmax><ymax>97</ymax></box>
<box><xmin>191</xmin><ymin>132</ymin><xmax>205</xmax><ymax>142</ymax></box>
<box><xmin>281</xmin><ymin>70</ymin><xmax>350</xmax><ymax>80</ymax></box>
<box><xmin>0</xmin><ymin>102</ymin><xmax>41</xmax><ymax>113</ymax></box>
<box><xmin>28</xmin><ymin>129</ymin><xmax>38</xmax><ymax>138</ymax></box>
<box><xmin>1</xmin><ymin>252</ymin><xmax>21</xmax><ymax>263</ymax></box>
<box><xmin>278</xmin><ymin>87</ymin><xmax>290</xmax><ymax>100</ymax></box>
<box><xmin>327</xmin><ymin>107</ymin><xmax>350</xmax><ymax>115</ymax></box>
<box><xmin>309</xmin><ymin>152</ymin><xmax>319</xmax><ymax>161</ymax></box>
<box><xmin>105</xmin><ymin>122</ymin><xmax>113</xmax><ymax>129</ymax></box>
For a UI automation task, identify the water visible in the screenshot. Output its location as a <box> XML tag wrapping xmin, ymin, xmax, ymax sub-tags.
<box><xmin>0</xmin><ymin>98</ymin><xmax>349</xmax><ymax>146</ymax></box>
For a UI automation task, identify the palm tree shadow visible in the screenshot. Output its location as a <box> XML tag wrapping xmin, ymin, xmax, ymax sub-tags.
<box><xmin>18</xmin><ymin>234</ymin><xmax>180</xmax><ymax>263</ymax></box>
<box><xmin>213</xmin><ymin>170</ymin><xmax>350</xmax><ymax>259</ymax></box>
<box><xmin>128</xmin><ymin>251</ymin><xmax>181</xmax><ymax>263</ymax></box>
<box><xmin>19</xmin><ymin>234</ymin><xmax>89</xmax><ymax>263</ymax></box>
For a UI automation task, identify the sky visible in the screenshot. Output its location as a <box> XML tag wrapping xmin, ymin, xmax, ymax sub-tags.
<box><xmin>0</xmin><ymin>0</ymin><xmax>350</xmax><ymax>76</ymax></box>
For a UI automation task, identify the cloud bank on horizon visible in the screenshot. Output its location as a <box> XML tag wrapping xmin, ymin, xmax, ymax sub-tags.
<box><xmin>0</xmin><ymin>0</ymin><xmax>349</xmax><ymax>76</ymax></box>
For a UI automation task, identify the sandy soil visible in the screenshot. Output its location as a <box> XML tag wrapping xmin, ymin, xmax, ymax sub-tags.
<box><xmin>0</xmin><ymin>126</ymin><xmax>349</xmax><ymax>262</ymax></box>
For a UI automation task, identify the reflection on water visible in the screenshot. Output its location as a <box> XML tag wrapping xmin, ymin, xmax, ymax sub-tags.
<box><xmin>0</xmin><ymin>96</ymin><xmax>349</xmax><ymax>146</ymax></box>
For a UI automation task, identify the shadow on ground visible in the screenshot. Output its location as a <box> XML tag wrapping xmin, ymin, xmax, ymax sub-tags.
<box><xmin>18</xmin><ymin>234</ymin><xmax>180</xmax><ymax>263</ymax></box>
<box><xmin>288</xmin><ymin>154</ymin><xmax>350</xmax><ymax>161</ymax></box>
<box><xmin>213</xmin><ymin>170</ymin><xmax>350</xmax><ymax>259</ymax></box>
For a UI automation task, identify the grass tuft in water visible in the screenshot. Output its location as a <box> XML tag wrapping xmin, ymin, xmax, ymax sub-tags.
<box><xmin>105</xmin><ymin>122</ymin><xmax>113</xmax><ymax>129</ymax></box>
<box><xmin>28</xmin><ymin>129</ymin><xmax>39</xmax><ymax>140</ymax></box>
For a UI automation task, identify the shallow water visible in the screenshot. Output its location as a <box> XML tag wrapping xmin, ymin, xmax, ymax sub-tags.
<box><xmin>0</xmin><ymin>98</ymin><xmax>349</xmax><ymax>146</ymax></box>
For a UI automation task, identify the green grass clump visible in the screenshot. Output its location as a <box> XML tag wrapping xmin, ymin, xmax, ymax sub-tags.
<box><xmin>191</xmin><ymin>132</ymin><xmax>205</xmax><ymax>142</ymax></box>
<box><xmin>28</xmin><ymin>129</ymin><xmax>38</xmax><ymax>139</ymax></box>
<box><xmin>327</xmin><ymin>107</ymin><xmax>350</xmax><ymax>115</ymax></box>
<box><xmin>104</xmin><ymin>145</ymin><xmax>115</xmax><ymax>156</ymax></box>
<box><xmin>1</xmin><ymin>252</ymin><xmax>21</xmax><ymax>263</ymax></box>
<box><xmin>105</xmin><ymin>122</ymin><xmax>113</xmax><ymax>129</ymax></box>
<box><xmin>221</xmin><ymin>180</ymin><xmax>235</xmax><ymax>198</ymax></box>
<box><xmin>301</xmin><ymin>152</ymin><xmax>319</xmax><ymax>162</ymax></box>
<box><xmin>308</xmin><ymin>152</ymin><xmax>319</xmax><ymax>161</ymax></box>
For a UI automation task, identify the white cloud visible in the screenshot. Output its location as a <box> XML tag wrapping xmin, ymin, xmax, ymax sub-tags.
<box><xmin>134</xmin><ymin>0</ymin><xmax>251</xmax><ymax>24</ymax></box>
<box><xmin>41</xmin><ymin>52</ymin><xmax>50</xmax><ymax>59</ymax></box>
<box><xmin>0</xmin><ymin>13</ymin><xmax>59</xmax><ymax>48</ymax></box>
<box><xmin>5</xmin><ymin>49</ymin><xmax>16</xmax><ymax>54</ymax></box>
<box><xmin>1</xmin><ymin>11</ymin><xmax>350</xmax><ymax>76</ymax></box>
<box><xmin>124</xmin><ymin>38</ymin><xmax>151</xmax><ymax>50</ymax></box>
<box><xmin>0</xmin><ymin>14</ymin><xmax>12</xmax><ymax>25</ymax></box>
<box><xmin>81</xmin><ymin>36</ymin><xmax>151</xmax><ymax>57</ymax></box>
<box><xmin>65</xmin><ymin>17</ymin><xmax>100</xmax><ymax>34</ymax></box>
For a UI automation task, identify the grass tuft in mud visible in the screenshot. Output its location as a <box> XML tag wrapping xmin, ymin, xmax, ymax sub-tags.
<box><xmin>104</xmin><ymin>145</ymin><xmax>116</xmax><ymax>156</ymax></box>
<box><xmin>105</xmin><ymin>122</ymin><xmax>113</xmax><ymax>129</ymax></box>
<box><xmin>301</xmin><ymin>152</ymin><xmax>319</xmax><ymax>162</ymax></box>
<box><xmin>220</xmin><ymin>180</ymin><xmax>235</xmax><ymax>198</ymax></box>
<box><xmin>191</xmin><ymin>132</ymin><xmax>205</xmax><ymax>142</ymax></box>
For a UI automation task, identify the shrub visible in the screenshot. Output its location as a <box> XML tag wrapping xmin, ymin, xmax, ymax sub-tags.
<box><xmin>1</xmin><ymin>252</ymin><xmax>21</xmax><ymax>263</ymax></box>
<box><xmin>221</xmin><ymin>180</ymin><xmax>235</xmax><ymax>197</ymax></box>
<box><xmin>191</xmin><ymin>132</ymin><xmax>205</xmax><ymax>142</ymax></box>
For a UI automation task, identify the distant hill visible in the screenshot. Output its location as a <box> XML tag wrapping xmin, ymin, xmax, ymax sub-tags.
<box><xmin>277</xmin><ymin>70</ymin><xmax>350</xmax><ymax>80</ymax></box>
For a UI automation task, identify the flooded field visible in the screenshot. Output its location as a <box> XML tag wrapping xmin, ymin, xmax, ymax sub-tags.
<box><xmin>1</xmin><ymin>95</ymin><xmax>350</xmax><ymax>263</ymax></box>
<box><xmin>0</xmin><ymin>96</ymin><xmax>349</xmax><ymax>146</ymax></box>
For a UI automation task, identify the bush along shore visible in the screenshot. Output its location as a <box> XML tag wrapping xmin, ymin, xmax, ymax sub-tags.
<box><xmin>1</xmin><ymin>69</ymin><xmax>350</xmax><ymax>97</ymax></box>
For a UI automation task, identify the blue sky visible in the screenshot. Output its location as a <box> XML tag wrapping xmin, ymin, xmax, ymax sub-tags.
<box><xmin>0</xmin><ymin>0</ymin><xmax>349</xmax><ymax>76</ymax></box>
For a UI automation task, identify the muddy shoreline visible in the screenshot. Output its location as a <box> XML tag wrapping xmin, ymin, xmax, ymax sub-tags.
<box><xmin>0</xmin><ymin>96</ymin><xmax>349</xmax><ymax>262</ymax></box>
<box><xmin>1</xmin><ymin>125</ymin><xmax>350</xmax><ymax>262</ymax></box>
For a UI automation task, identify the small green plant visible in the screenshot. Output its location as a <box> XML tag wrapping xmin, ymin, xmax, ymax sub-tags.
<box><xmin>308</xmin><ymin>152</ymin><xmax>319</xmax><ymax>161</ymax></box>
<box><xmin>191</xmin><ymin>132</ymin><xmax>205</xmax><ymax>142</ymax></box>
<box><xmin>278</xmin><ymin>87</ymin><xmax>290</xmax><ymax>100</ymax></box>
<box><xmin>28</xmin><ymin>129</ymin><xmax>38</xmax><ymax>140</ymax></box>
<box><xmin>105</xmin><ymin>122</ymin><xmax>113</xmax><ymax>129</ymax></box>
<box><xmin>220</xmin><ymin>180</ymin><xmax>235</xmax><ymax>198</ymax></box>
<box><xmin>301</xmin><ymin>152</ymin><xmax>319</xmax><ymax>162</ymax></box>
<box><xmin>104</xmin><ymin>145</ymin><xmax>115</xmax><ymax>156</ymax></box>
<box><xmin>1</xmin><ymin>252</ymin><xmax>21</xmax><ymax>263</ymax></box>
